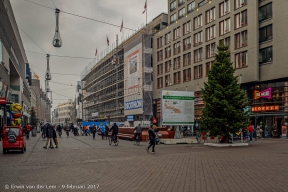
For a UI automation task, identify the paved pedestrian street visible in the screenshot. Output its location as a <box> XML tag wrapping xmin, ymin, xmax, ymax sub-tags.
<box><xmin>0</xmin><ymin>134</ymin><xmax>288</xmax><ymax>192</ymax></box>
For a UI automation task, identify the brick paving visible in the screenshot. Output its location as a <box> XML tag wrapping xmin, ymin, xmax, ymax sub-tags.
<box><xmin>0</xmin><ymin>133</ymin><xmax>288</xmax><ymax>192</ymax></box>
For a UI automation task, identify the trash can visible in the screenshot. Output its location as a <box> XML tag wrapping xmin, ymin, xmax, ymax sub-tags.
<box><xmin>32</xmin><ymin>128</ymin><xmax>37</xmax><ymax>137</ymax></box>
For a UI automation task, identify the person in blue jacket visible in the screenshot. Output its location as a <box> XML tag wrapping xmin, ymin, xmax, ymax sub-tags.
<box><xmin>100</xmin><ymin>124</ymin><xmax>105</xmax><ymax>139</ymax></box>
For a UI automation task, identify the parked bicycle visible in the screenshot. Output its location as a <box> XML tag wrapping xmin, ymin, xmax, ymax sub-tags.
<box><xmin>109</xmin><ymin>135</ymin><xmax>119</xmax><ymax>146</ymax></box>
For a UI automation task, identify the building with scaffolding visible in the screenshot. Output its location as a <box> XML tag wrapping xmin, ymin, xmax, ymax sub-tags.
<box><xmin>80</xmin><ymin>13</ymin><xmax>168</xmax><ymax>126</ymax></box>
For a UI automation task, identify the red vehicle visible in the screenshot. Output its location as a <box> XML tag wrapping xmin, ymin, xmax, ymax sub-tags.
<box><xmin>2</xmin><ymin>126</ymin><xmax>26</xmax><ymax>154</ymax></box>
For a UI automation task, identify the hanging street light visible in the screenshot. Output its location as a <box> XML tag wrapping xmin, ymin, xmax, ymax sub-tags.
<box><xmin>53</xmin><ymin>8</ymin><xmax>62</xmax><ymax>47</ymax></box>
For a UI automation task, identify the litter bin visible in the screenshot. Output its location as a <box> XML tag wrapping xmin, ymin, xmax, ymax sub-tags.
<box><xmin>32</xmin><ymin>128</ymin><xmax>37</xmax><ymax>137</ymax></box>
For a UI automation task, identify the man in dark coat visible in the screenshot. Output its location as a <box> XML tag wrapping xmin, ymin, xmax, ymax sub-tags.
<box><xmin>43</xmin><ymin>123</ymin><xmax>55</xmax><ymax>149</ymax></box>
<box><xmin>109</xmin><ymin>123</ymin><xmax>118</xmax><ymax>140</ymax></box>
<box><xmin>146</xmin><ymin>125</ymin><xmax>156</xmax><ymax>153</ymax></box>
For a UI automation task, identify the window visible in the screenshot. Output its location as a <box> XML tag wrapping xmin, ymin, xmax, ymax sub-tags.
<box><xmin>206</xmin><ymin>25</ymin><xmax>216</xmax><ymax>41</ymax></box>
<box><xmin>170</xmin><ymin>1</ymin><xmax>177</xmax><ymax>12</ymax></box>
<box><xmin>157</xmin><ymin>37</ymin><xmax>163</xmax><ymax>48</ymax></box>
<box><xmin>173</xmin><ymin>42</ymin><xmax>181</xmax><ymax>55</ymax></box>
<box><xmin>179</xmin><ymin>7</ymin><xmax>186</xmax><ymax>19</ymax></box>
<box><xmin>165</xmin><ymin>61</ymin><xmax>171</xmax><ymax>73</ymax></box>
<box><xmin>259</xmin><ymin>3</ymin><xmax>272</xmax><ymax>22</ymax></box>
<box><xmin>157</xmin><ymin>77</ymin><xmax>163</xmax><ymax>88</ymax></box>
<box><xmin>206</xmin><ymin>43</ymin><xmax>216</xmax><ymax>58</ymax></box>
<box><xmin>199</xmin><ymin>0</ymin><xmax>209</xmax><ymax>7</ymax></box>
<box><xmin>11</xmin><ymin>94</ymin><xmax>19</xmax><ymax>103</ymax></box>
<box><xmin>235</xmin><ymin>0</ymin><xmax>247</xmax><ymax>9</ymax></box>
<box><xmin>165</xmin><ymin>46</ymin><xmax>171</xmax><ymax>58</ymax></box>
<box><xmin>194</xmin><ymin>65</ymin><xmax>203</xmax><ymax>79</ymax></box>
<box><xmin>206</xmin><ymin>7</ymin><xmax>216</xmax><ymax>24</ymax></box>
<box><xmin>165</xmin><ymin>32</ymin><xmax>171</xmax><ymax>44</ymax></box>
<box><xmin>157</xmin><ymin>64</ymin><xmax>163</xmax><ymax>75</ymax></box>
<box><xmin>205</xmin><ymin>61</ymin><xmax>214</xmax><ymax>76</ymax></box>
<box><xmin>259</xmin><ymin>46</ymin><xmax>273</xmax><ymax>64</ymax></box>
<box><xmin>170</xmin><ymin>13</ymin><xmax>177</xmax><ymax>24</ymax></box>
<box><xmin>219</xmin><ymin>37</ymin><xmax>230</xmax><ymax>47</ymax></box>
<box><xmin>183</xmin><ymin>36</ymin><xmax>192</xmax><ymax>51</ymax></box>
<box><xmin>173</xmin><ymin>71</ymin><xmax>181</xmax><ymax>84</ymax></box>
<box><xmin>194</xmin><ymin>14</ymin><xmax>203</xmax><ymax>30</ymax></box>
<box><xmin>165</xmin><ymin>75</ymin><xmax>171</xmax><ymax>86</ymax></box>
<box><xmin>183</xmin><ymin>68</ymin><xmax>191</xmax><ymax>82</ymax></box>
<box><xmin>194</xmin><ymin>48</ymin><xmax>203</xmax><ymax>63</ymax></box>
<box><xmin>194</xmin><ymin>31</ymin><xmax>203</xmax><ymax>46</ymax></box>
<box><xmin>219</xmin><ymin>18</ymin><xmax>231</xmax><ymax>35</ymax></box>
<box><xmin>187</xmin><ymin>1</ymin><xmax>196</xmax><ymax>14</ymax></box>
<box><xmin>173</xmin><ymin>57</ymin><xmax>181</xmax><ymax>69</ymax></box>
<box><xmin>235</xmin><ymin>51</ymin><xmax>248</xmax><ymax>68</ymax></box>
<box><xmin>183</xmin><ymin>52</ymin><xmax>191</xmax><ymax>66</ymax></box>
<box><xmin>235</xmin><ymin>30</ymin><xmax>247</xmax><ymax>49</ymax></box>
<box><xmin>157</xmin><ymin>50</ymin><xmax>163</xmax><ymax>62</ymax></box>
<box><xmin>219</xmin><ymin>0</ymin><xmax>230</xmax><ymax>17</ymax></box>
<box><xmin>173</xmin><ymin>27</ymin><xmax>180</xmax><ymax>40</ymax></box>
<box><xmin>179</xmin><ymin>0</ymin><xmax>185</xmax><ymax>6</ymax></box>
<box><xmin>183</xmin><ymin>21</ymin><xmax>191</xmax><ymax>35</ymax></box>
<box><xmin>259</xmin><ymin>24</ymin><xmax>273</xmax><ymax>43</ymax></box>
<box><xmin>235</xmin><ymin>10</ymin><xmax>247</xmax><ymax>29</ymax></box>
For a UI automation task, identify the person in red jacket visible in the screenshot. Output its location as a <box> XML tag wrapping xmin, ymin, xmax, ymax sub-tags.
<box><xmin>26</xmin><ymin>123</ymin><xmax>31</xmax><ymax>140</ymax></box>
<box><xmin>247</xmin><ymin>124</ymin><xmax>254</xmax><ymax>142</ymax></box>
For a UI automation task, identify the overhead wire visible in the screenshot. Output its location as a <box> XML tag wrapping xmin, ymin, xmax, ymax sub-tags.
<box><xmin>23</xmin><ymin>0</ymin><xmax>136</xmax><ymax>31</ymax></box>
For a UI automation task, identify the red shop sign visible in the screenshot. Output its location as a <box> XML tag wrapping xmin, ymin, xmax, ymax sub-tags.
<box><xmin>0</xmin><ymin>98</ymin><xmax>6</xmax><ymax>105</ymax></box>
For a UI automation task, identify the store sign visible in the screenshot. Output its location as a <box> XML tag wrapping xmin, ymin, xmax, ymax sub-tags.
<box><xmin>254</xmin><ymin>87</ymin><xmax>272</xmax><ymax>100</ymax></box>
<box><xmin>91</xmin><ymin>112</ymin><xmax>99</xmax><ymax>117</ymax></box>
<box><xmin>124</xmin><ymin>99</ymin><xmax>142</xmax><ymax>110</ymax></box>
<box><xmin>126</xmin><ymin>115</ymin><xmax>134</xmax><ymax>121</ymax></box>
<box><xmin>251</xmin><ymin>105</ymin><xmax>280</xmax><ymax>112</ymax></box>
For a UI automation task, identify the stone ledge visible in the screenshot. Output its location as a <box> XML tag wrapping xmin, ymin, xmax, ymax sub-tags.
<box><xmin>204</xmin><ymin>143</ymin><xmax>249</xmax><ymax>147</ymax></box>
<box><xmin>160</xmin><ymin>138</ymin><xmax>198</xmax><ymax>145</ymax></box>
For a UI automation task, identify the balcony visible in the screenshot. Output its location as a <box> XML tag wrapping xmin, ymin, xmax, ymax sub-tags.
<box><xmin>179</xmin><ymin>14</ymin><xmax>184</xmax><ymax>19</ymax></box>
<box><xmin>170</xmin><ymin>7</ymin><xmax>176</xmax><ymax>12</ymax></box>
<box><xmin>187</xmin><ymin>7</ymin><xmax>196</xmax><ymax>14</ymax></box>
<box><xmin>178</xmin><ymin>1</ymin><xmax>185</xmax><ymax>7</ymax></box>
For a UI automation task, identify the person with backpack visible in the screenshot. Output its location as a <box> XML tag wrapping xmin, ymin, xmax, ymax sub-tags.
<box><xmin>25</xmin><ymin>123</ymin><xmax>31</xmax><ymax>140</ymax></box>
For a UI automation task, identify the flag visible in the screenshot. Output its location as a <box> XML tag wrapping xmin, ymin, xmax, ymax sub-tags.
<box><xmin>142</xmin><ymin>0</ymin><xmax>147</xmax><ymax>14</ymax></box>
<box><xmin>33</xmin><ymin>72</ymin><xmax>39</xmax><ymax>80</ymax></box>
<box><xmin>120</xmin><ymin>20</ymin><xmax>123</xmax><ymax>32</ymax></box>
<box><xmin>95</xmin><ymin>48</ymin><xmax>98</xmax><ymax>56</ymax></box>
<box><xmin>107</xmin><ymin>36</ymin><xmax>109</xmax><ymax>46</ymax></box>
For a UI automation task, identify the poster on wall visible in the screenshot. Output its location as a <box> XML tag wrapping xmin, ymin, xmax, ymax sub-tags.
<box><xmin>127</xmin><ymin>50</ymin><xmax>140</xmax><ymax>91</ymax></box>
<box><xmin>161</xmin><ymin>90</ymin><xmax>194</xmax><ymax>125</ymax></box>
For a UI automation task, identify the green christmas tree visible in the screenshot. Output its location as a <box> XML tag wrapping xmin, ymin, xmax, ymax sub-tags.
<box><xmin>201</xmin><ymin>44</ymin><xmax>249</xmax><ymax>143</ymax></box>
<box><xmin>29</xmin><ymin>107</ymin><xmax>38</xmax><ymax>127</ymax></box>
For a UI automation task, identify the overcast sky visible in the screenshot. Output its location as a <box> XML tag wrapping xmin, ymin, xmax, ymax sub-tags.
<box><xmin>10</xmin><ymin>0</ymin><xmax>167</xmax><ymax>109</ymax></box>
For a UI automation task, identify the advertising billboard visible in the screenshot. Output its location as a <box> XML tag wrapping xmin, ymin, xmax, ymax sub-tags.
<box><xmin>124</xmin><ymin>42</ymin><xmax>143</xmax><ymax>116</ymax></box>
<box><xmin>161</xmin><ymin>90</ymin><xmax>195</xmax><ymax>125</ymax></box>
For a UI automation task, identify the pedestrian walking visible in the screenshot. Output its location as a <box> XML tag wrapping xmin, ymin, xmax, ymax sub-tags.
<box><xmin>25</xmin><ymin>123</ymin><xmax>31</xmax><ymax>140</ymax></box>
<box><xmin>105</xmin><ymin>124</ymin><xmax>109</xmax><ymax>139</ymax></box>
<box><xmin>146</xmin><ymin>125</ymin><xmax>156</xmax><ymax>153</ymax></box>
<box><xmin>0</xmin><ymin>125</ymin><xmax>2</xmax><ymax>141</ymax></box>
<box><xmin>248</xmin><ymin>124</ymin><xmax>254</xmax><ymax>142</ymax></box>
<box><xmin>92</xmin><ymin>125</ymin><xmax>97</xmax><ymax>139</ymax></box>
<box><xmin>50</xmin><ymin>125</ymin><xmax>58</xmax><ymax>148</ymax></box>
<box><xmin>252</xmin><ymin>125</ymin><xmax>257</xmax><ymax>141</ymax></box>
<box><xmin>100</xmin><ymin>124</ymin><xmax>105</xmax><ymax>139</ymax></box>
<box><xmin>65</xmin><ymin>125</ymin><xmax>70</xmax><ymax>137</ymax></box>
<box><xmin>43</xmin><ymin>123</ymin><xmax>55</xmax><ymax>149</ymax></box>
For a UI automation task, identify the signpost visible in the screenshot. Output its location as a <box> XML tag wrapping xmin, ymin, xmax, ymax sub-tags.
<box><xmin>161</xmin><ymin>90</ymin><xmax>194</xmax><ymax>126</ymax></box>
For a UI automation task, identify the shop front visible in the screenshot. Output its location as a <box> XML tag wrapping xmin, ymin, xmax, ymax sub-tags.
<box><xmin>242</xmin><ymin>80</ymin><xmax>288</xmax><ymax>138</ymax></box>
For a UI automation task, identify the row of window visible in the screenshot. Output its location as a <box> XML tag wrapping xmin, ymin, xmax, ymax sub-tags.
<box><xmin>170</xmin><ymin>0</ymin><xmax>248</xmax><ymax>24</ymax></box>
<box><xmin>156</xmin><ymin>62</ymin><xmax>213</xmax><ymax>88</ymax></box>
<box><xmin>157</xmin><ymin>46</ymin><xmax>273</xmax><ymax>77</ymax></box>
<box><xmin>158</xmin><ymin>10</ymin><xmax>248</xmax><ymax>48</ymax></box>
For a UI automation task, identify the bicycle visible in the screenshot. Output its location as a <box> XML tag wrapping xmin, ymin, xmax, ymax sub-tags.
<box><xmin>134</xmin><ymin>135</ymin><xmax>141</xmax><ymax>145</ymax></box>
<box><xmin>195</xmin><ymin>131</ymin><xmax>201</xmax><ymax>143</ymax></box>
<box><xmin>109</xmin><ymin>135</ymin><xmax>119</xmax><ymax>146</ymax></box>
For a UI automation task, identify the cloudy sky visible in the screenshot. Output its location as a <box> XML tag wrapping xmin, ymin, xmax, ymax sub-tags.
<box><xmin>10</xmin><ymin>0</ymin><xmax>167</xmax><ymax>109</ymax></box>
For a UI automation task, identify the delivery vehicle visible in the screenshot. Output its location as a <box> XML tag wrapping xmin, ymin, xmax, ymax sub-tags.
<box><xmin>2</xmin><ymin>126</ymin><xmax>26</xmax><ymax>154</ymax></box>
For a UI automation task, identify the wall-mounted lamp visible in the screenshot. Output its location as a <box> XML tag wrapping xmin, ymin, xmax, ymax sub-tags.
<box><xmin>209</xmin><ymin>1</ymin><xmax>212</xmax><ymax>4</ymax></box>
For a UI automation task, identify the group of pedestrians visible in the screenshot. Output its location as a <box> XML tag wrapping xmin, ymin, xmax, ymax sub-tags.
<box><xmin>42</xmin><ymin>123</ymin><xmax>59</xmax><ymax>149</ymax></box>
<box><xmin>80</xmin><ymin>124</ymin><xmax>110</xmax><ymax>140</ymax></box>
